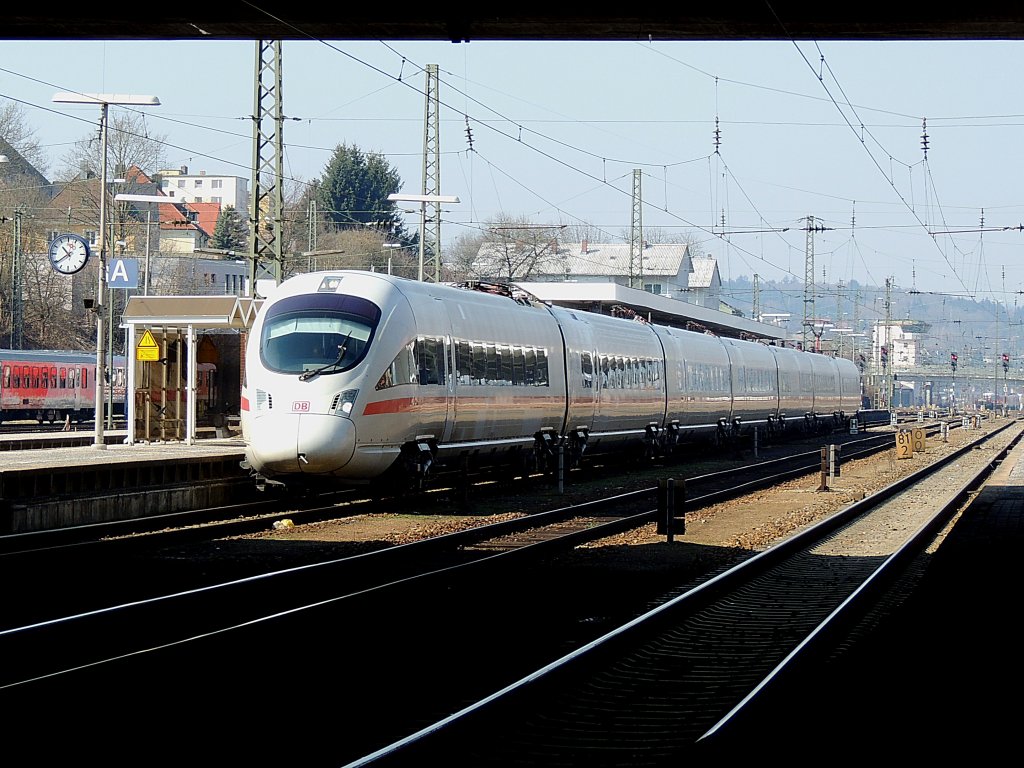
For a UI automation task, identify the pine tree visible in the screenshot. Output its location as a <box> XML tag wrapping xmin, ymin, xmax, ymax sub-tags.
<box><xmin>316</xmin><ymin>143</ymin><xmax>412</xmax><ymax>243</ymax></box>
<box><xmin>210</xmin><ymin>205</ymin><xmax>248</xmax><ymax>251</ymax></box>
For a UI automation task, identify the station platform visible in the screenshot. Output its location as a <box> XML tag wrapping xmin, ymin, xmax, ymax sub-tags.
<box><xmin>0</xmin><ymin>430</ymin><xmax>254</xmax><ymax>534</ymax></box>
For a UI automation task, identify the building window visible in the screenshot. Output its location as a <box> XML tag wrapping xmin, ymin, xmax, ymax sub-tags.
<box><xmin>212</xmin><ymin>196</ymin><xmax>221</xmax><ymax>204</ymax></box>
<box><xmin>211</xmin><ymin>179</ymin><xmax>223</xmax><ymax>189</ymax></box>
<box><xmin>194</xmin><ymin>196</ymin><xmax>203</xmax><ymax>203</ymax></box>
<box><xmin>177</xmin><ymin>179</ymin><xmax>185</xmax><ymax>188</ymax></box>
<box><xmin>84</xmin><ymin>230</ymin><xmax>97</xmax><ymax>245</ymax></box>
<box><xmin>194</xmin><ymin>179</ymin><xmax>203</xmax><ymax>188</ymax></box>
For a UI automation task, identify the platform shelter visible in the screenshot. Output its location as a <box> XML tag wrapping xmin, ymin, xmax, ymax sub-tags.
<box><xmin>120</xmin><ymin>295</ymin><xmax>262</xmax><ymax>445</ymax></box>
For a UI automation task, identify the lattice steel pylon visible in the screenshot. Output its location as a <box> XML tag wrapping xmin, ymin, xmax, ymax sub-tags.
<box><xmin>803</xmin><ymin>215</ymin><xmax>816</xmax><ymax>351</ymax></box>
<box><xmin>421</xmin><ymin>64</ymin><xmax>442</xmax><ymax>282</ymax></box>
<box><xmin>629</xmin><ymin>169</ymin><xmax>643</xmax><ymax>289</ymax></box>
<box><xmin>247</xmin><ymin>40</ymin><xmax>284</xmax><ymax>297</ymax></box>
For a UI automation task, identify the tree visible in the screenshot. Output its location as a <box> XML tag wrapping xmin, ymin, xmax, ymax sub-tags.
<box><xmin>454</xmin><ymin>214</ymin><xmax>566</xmax><ymax>282</ymax></box>
<box><xmin>57</xmin><ymin>112</ymin><xmax>167</xmax><ymax>183</ymax></box>
<box><xmin>0</xmin><ymin>102</ymin><xmax>48</xmax><ymax>175</ymax></box>
<box><xmin>210</xmin><ymin>205</ymin><xmax>248</xmax><ymax>251</ymax></box>
<box><xmin>315</xmin><ymin>143</ymin><xmax>412</xmax><ymax>241</ymax></box>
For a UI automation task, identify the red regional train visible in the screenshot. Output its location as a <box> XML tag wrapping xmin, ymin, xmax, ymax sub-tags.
<box><xmin>0</xmin><ymin>349</ymin><xmax>127</xmax><ymax>424</ymax></box>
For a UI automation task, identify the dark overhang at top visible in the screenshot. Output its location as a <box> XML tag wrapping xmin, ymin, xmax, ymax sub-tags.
<box><xmin>7</xmin><ymin>8</ymin><xmax>1024</xmax><ymax>42</ymax></box>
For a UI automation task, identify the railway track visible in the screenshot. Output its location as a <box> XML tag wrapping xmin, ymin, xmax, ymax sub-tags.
<box><xmin>0</xmin><ymin>424</ymin><xmax>914</xmax><ymax>630</ymax></box>
<box><xmin>340</xmin><ymin>418</ymin><xmax>1024</xmax><ymax>766</ymax></box>
<box><xmin>0</xmin><ymin>417</ymin><xmax>992</xmax><ymax>766</ymax></box>
<box><xmin>0</xmin><ymin>419</ymin><xmax>927</xmax><ymax>559</ymax></box>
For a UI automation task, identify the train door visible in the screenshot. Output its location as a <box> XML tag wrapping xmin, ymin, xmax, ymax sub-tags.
<box><xmin>413</xmin><ymin>291</ymin><xmax>454</xmax><ymax>447</ymax></box>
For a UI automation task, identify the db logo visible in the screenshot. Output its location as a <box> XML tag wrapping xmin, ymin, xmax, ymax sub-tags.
<box><xmin>291</xmin><ymin>401</ymin><xmax>311</xmax><ymax>412</ymax></box>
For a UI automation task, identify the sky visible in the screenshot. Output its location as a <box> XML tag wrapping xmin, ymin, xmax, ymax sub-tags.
<box><xmin>3</xmin><ymin>36</ymin><xmax>1024</xmax><ymax>319</ymax></box>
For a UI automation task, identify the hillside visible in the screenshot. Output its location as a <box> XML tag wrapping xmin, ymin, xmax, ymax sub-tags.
<box><xmin>720</xmin><ymin>276</ymin><xmax>1023</xmax><ymax>367</ymax></box>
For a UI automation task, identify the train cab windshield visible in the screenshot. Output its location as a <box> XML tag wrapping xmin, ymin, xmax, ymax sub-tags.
<box><xmin>260</xmin><ymin>292</ymin><xmax>381</xmax><ymax>376</ymax></box>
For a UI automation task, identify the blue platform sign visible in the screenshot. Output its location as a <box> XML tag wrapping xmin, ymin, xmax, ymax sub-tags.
<box><xmin>107</xmin><ymin>258</ymin><xmax>139</xmax><ymax>288</ymax></box>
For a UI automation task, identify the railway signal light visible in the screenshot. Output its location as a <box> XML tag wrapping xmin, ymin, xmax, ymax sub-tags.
<box><xmin>951</xmin><ymin>352</ymin><xmax>958</xmax><ymax>372</ymax></box>
<box><xmin>880</xmin><ymin>345</ymin><xmax>888</xmax><ymax>369</ymax></box>
<box><xmin>1002</xmin><ymin>353</ymin><xmax>1009</xmax><ymax>373</ymax></box>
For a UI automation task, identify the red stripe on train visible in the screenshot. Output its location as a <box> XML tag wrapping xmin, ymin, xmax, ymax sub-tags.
<box><xmin>362</xmin><ymin>397</ymin><xmax>419</xmax><ymax>415</ymax></box>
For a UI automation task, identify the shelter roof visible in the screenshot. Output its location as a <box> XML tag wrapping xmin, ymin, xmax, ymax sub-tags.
<box><xmin>122</xmin><ymin>295</ymin><xmax>263</xmax><ymax>330</ymax></box>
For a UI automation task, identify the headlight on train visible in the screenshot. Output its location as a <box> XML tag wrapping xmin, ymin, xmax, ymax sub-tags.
<box><xmin>330</xmin><ymin>389</ymin><xmax>359</xmax><ymax>417</ymax></box>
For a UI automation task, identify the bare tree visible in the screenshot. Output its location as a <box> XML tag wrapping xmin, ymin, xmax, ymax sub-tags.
<box><xmin>0</xmin><ymin>182</ymin><xmax>72</xmax><ymax>347</ymax></box>
<box><xmin>0</xmin><ymin>102</ymin><xmax>48</xmax><ymax>175</ymax></box>
<box><xmin>19</xmin><ymin>257</ymin><xmax>93</xmax><ymax>349</ymax></box>
<box><xmin>57</xmin><ymin>111</ymin><xmax>167</xmax><ymax>182</ymax></box>
<box><xmin>289</xmin><ymin>226</ymin><xmax>418</xmax><ymax>279</ymax></box>
<box><xmin>557</xmin><ymin>221</ymin><xmax>600</xmax><ymax>244</ymax></box>
<box><xmin>452</xmin><ymin>214</ymin><xmax>566</xmax><ymax>282</ymax></box>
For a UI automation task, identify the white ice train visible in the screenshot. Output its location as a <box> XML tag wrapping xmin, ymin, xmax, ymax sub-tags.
<box><xmin>240</xmin><ymin>271</ymin><xmax>862</xmax><ymax>490</ymax></box>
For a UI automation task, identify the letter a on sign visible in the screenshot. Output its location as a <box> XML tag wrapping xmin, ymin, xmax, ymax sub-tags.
<box><xmin>107</xmin><ymin>258</ymin><xmax>139</xmax><ymax>288</ymax></box>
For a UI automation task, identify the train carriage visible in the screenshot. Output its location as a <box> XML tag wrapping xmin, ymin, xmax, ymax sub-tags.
<box><xmin>770</xmin><ymin>344</ymin><xmax>816</xmax><ymax>427</ymax></box>
<box><xmin>657</xmin><ymin>326</ymin><xmax>734</xmax><ymax>433</ymax></box>
<box><xmin>0</xmin><ymin>349</ymin><xmax>126</xmax><ymax>424</ymax></box>
<box><xmin>720</xmin><ymin>336</ymin><xmax>783</xmax><ymax>430</ymax></box>
<box><xmin>554</xmin><ymin>305</ymin><xmax>666</xmax><ymax>455</ymax></box>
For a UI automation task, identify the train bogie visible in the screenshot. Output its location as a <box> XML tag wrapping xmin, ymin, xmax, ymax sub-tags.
<box><xmin>241</xmin><ymin>271</ymin><xmax>863</xmax><ymax>490</ymax></box>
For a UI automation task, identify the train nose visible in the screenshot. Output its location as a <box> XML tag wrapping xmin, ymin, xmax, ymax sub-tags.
<box><xmin>246</xmin><ymin>413</ymin><xmax>356</xmax><ymax>476</ymax></box>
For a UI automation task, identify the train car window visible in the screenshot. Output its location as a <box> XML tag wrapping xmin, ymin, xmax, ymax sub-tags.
<box><xmin>32</xmin><ymin>366</ymin><xmax>40</xmax><ymax>388</ymax></box>
<box><xmin>13</xmin><ymin>366</ymin><xmax>20</xmax><ymax>388</ymax></box>
<box><xmin>580</xmin><ymin>351</ymin><xmax>593</xmax><ymax>389</ymax></box>
<box><xmin>59</xmin><ymin>368</ymin><xmax>67</xmax><ymax>389</ymax></box>
<box><xmin>536</xmin><ymin>348</ymin><xmax>549</xmax><ymax>386</ymax></box>
<box><xmin>82</xmin><ymin>367</ymin><xmax>87</xmax><ymax>390</ymax></box>
<box><xmin>375</xmin><ymin>340</ymin><xmax>417</xmax><ymax>390</ymax></box>
<box><xmin>456</xmin><ymin>340</ymin><xmax>472</xmax><ymax>385</ymax></box>
<box><xmin>2</xmin><ymin>365</ymin><xmax>8</xmax><ymax>389</ymax></box>
<box><xmin>41</xmin><ymin>369</ymin><xmax>48</xmax><ymax>389</ymax></box>
<box><xmin>497</xmin><ymin>343</ymin><xmax>513</xmax><ymax>386</ymax></box>
<box><xmin>524</xmin><ymin>348</ymin><xmax>536</xmax><ymax>385</ymax></box>
<box><xmin>471</xmin><ymin>342</ymin><xmax>487</xmax><ymax>385</ymax></box>
<box><xmin>512</xmin><ymin>345</ymin><xmax>526</xmax><ymax>386</ymax></box>
<box><xmin>483</xmin><ymin>344</ymin><xmax>497</xmax><ymax>385</ymax></box>
<box><xmin>415</xmin><ymin>336</ymin><xmax>444</xmax><ymax>386</ymax></box>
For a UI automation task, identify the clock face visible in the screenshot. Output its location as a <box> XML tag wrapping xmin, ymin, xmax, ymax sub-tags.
<box><xmin>48</xmin><ymin>234</ymin><xmax>91</xmax><ymax>275</ymax></box>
